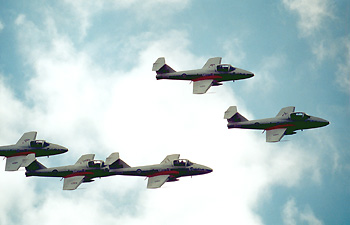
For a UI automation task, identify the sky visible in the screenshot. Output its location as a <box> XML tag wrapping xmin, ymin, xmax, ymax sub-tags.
<box><xmin>0</xmin><ymin>0</ymin><xmax>349</xmax><ymax>224</ymax></box>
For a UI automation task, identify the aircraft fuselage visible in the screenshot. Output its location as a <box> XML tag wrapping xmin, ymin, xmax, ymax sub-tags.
<box><xmin>156</xmin><ymin>68</ymin><xmax>254</xmax><ymax>82</ymax></box>
<box><xmin>228</xmin><ymin>116</ymin><xmax>330</xmax><ymax>133</ymax></box>
<box><xmin>0</xmin><ymin>143</ymin><xmax>68</xmax><ymax>158</ymax></box>
<box><xmin>25</xmin><ymin>163</ymin><xmax>213</xmax><ymax>181</ymax></box>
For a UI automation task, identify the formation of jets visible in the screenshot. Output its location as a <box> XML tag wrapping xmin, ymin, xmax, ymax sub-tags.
<box><xmin>26</xmin><ymin>153</ymin><xmax>212</xmax><ymax>190</ymax></box>
<box><xmin>1</xmin><ymin>56</ymin><xmax>329</xmax><ymax>190</ymax></box>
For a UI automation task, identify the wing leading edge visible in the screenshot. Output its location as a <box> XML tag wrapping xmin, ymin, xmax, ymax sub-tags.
<box><xmin>193</xmin><ymin>79</ymin><xmax>214</xmax><ymax>94</ymax></box>
<box><xmin>147</xmin><ymin>175</ymin><xmax>170</xmax><ymax>189</ymax></box>
<box><xmin>63</xmin><ymin>176</ymin><xmax>85</xmax><ymax>190</ymax></box>
<box><xmin>16</xmin><ymin>131</ymin><xmax>37</xmax><ymax>146</ymax></box>
<box><xmin>202</xmin><ymin>57</ymin><xmax>222</xmax><ymax>69</ymax></box>
<box><xmin>266</xmin><ymin>128</ymin><xmax>287</xmax><ymax>142</ymax></box>
<box><xmin>276</xmin><ymin>106</ymin><xmax>295</xmax><ymax>117</ymax></box>
<box><xmin>75</xmin><ymin>154</ymin><xmax>95</xmax><ymax>165</ymax></box>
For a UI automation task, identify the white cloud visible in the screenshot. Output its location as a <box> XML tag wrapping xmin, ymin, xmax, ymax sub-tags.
<box><xmin>0</xmin><ymin>20</ymin><xmax>4</xmax><ymax>32</ymax></box>
<box><xmin>282</xmin><ymin>198</ymin><xmax>324</xmax><ymax>225</ymax></box>
<box><xmin>61</xmin><ymin>0</ymin><xmax>190</xmax><ymax>40</ymax></box>
<box><xmin>222</xmin><ymin>38</ymin><xmax>246</xmax><ymax>66</ymax></box>
<box><xmin>282</xmin><ymin>0</ymin><xmax>332</xmax><ymax>37</ymax></box>
<box><xmin>0</xmin><ymin>5</ymin><xmax>330</xmax><ymax>225</ymax></box>
<box><xmin>243</xmin><ymin>54</ymin><xmax>285</xmax><ymax>94</ymax></box>
<box><xmin>336</xmin><ymin>36</ymin><xmax>350</xmax><ymax>95</ymax></box>
<box><xmin>282</xmin><ymin>198</ymin><xmax>298</xmax><ymax>225</ymax></box>
<box><xmin>311</xmin><ymin>40</ymin><xmax>338</xmax><ymax>62</ymax></box>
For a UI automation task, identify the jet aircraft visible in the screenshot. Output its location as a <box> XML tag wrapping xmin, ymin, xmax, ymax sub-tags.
<box><xmin>153</xmin><ymin>57</ymin><xmax>254</xmax><ymax>94</ymax></box>
<box><xmin>224</xmin><ymin>106</ymin><xmax>329</xmax><ymax>142</ymax></box>
<box><xmin>0</xmin><ymin>131</ymin><xmax>68</xmax><ymax>171</ymax></box>
<box><xmin>25</xmin><ymin>152</ymin><xmax>212</xmax><ymax>190</ymax></box>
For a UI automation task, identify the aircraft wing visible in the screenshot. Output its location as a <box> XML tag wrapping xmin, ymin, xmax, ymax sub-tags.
<box><xmin>16</xmin><ymin>131</ymin><xmax>37</xmax><ymax>146</ymax></box>
<box><xmin>193</xmin><ymin>79</ymin><xmax>214</xmax><ymax>94</ymax></box>
<box><xmin>63</xmin><ymin>176</ymin><xmax>85</xmax><ymax>190</ymax></box>
<box><xmin>147</xmin><ymin>175</ymin><xmax>170</xmax><ymax>189</ymax></box>
<box><xmin>202</xmin><ymin>57</ymin><xmax>222</xmax><ymax>69</ymax></box>
<box><xmin>5</xmin><ymin>153</ymin><xmax>36</xmax><ymax>171</ymax></box>
<box><xmin>276</xmin><ymin>106</ymin><xmax>295</xmax><ymax>117</ymax></box>
<box><xmin>266</xmin><ymin>128</ymin><xmax>287</xmax><ymax>142</ymax></box>
<box><xmin>75</xmin><ymin>154</ymin><xmax>95</xmax><ymax>165</ymax></box>
<box><xmin>161</xmin><ymin>154</ymin><xmax>180</xmax><ymax>164</ymax></box>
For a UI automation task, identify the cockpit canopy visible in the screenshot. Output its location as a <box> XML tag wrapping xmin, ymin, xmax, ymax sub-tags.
<box><xmin>217</xmin><ymin>64</ymin><xmax>235</xmax><ymax>72</ymax></box>
<box><xmin>88</xmin><ymin>160</ymin><xmax>105</xmax><ymax>168</ymax></box>
<box><xmin>290</xmin><ymin>112</ymin><xmax>310</xmax><ymax>121</ymax></box>
<box><xmin>173</xmin><ymin>159</ymin><xmax>193</xmax><ymax>167</ymax></box>
<box><xmin>30</xmin><ymin>140</ymin><xmax>49</xmax><ymax>148</ymax></box>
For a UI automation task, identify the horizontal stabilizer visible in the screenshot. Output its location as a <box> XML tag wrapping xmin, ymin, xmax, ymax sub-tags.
<box><xmin>152</xmin><ymin>57</ymin><xmax>165</xmax><ymax>71</ymax></box>
<box><xmin>16</xmin><ymin>131</ymin><xmax>37</xmax><ymax>146</ymax></box>
<box><xmin>106</xmin><ymin>152</ymin><xmax>131</xmax><ymax>169</ymax></box>
<box><xmin>105</xmin><ymin>152</ymin><xmax>119</xmax><ymax>165</ymax></box>
<box><xmin>26</xmin><ymin>159</ymin><xmax>47</xmax><ymax>171</ymax></box>
<box><xmin>224</xmin><ymin>106</ymin><xmax>238</xmax><ymax>119</ymax></box>
<box><xmin>157</xmin><ymin>64</ymin><xmax>176</xmax><ymax>74</ymax></box>
<box><xmin>224</xmin><ymin>106</ymin><xmax>248</xmax><ymax>123</ymax></box>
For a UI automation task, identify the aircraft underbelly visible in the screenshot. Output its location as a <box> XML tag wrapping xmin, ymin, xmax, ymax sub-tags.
<box><xmin>230</xmin><ymin>122</ymin><xmax>295</xmax><ymax>130</ymax></box>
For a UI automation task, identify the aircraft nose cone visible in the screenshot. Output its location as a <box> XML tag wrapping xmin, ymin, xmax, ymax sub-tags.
<box><xmin>320</xmin><ymin>119</ymin><xmax>330</xmax><ymax>127</ymax></box>
<box><xmin>58</xmin><ymin>145</ymin><xmax>68</xmax><ymax>153</ymax></box>
<box><xmin>204</xmin><ymin>166</ymin><xmax>213</xmax><ymax>173</ymax></box>
<box><xmin>236</xmin><ymin>68</ymin><xmax>254</xmax><ymax>79</ymax></box>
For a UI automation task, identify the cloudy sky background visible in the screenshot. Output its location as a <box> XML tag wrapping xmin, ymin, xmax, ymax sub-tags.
<box><xmin>0</xmin><ymin>0</ymin><xmax>349</xmax><ymax>224</ymax></box>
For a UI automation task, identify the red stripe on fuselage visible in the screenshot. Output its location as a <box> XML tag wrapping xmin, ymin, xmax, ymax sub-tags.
<box><xmin>7</xmin><ymin>151</ymin><xmax>36</xmax><ymax>158</ymax></box>
<box><xmin>64</xmin><ymin>171</ymin><xmax>94</xmax><ymax>178</ymax></box>
<box><xmin>265</xmin><ymin>124</ymin><xmax>295</xmax><ymax>130</ymax></box>
<box><xmin>147</xmin><ymin>170</ymin><xmax>179</xmax><ymax>178</ymax></box>
<box><xmin>192</xmin><ymin>75</ymin><xmax>222</xmax><ymax>82</ymax></box>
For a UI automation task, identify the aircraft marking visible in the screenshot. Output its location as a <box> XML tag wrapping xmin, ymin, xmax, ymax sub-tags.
<box><xmin>8</xmin><ymin>151</ymin><xmax>35</xmax><ymax>157</ymax></box>
<box><xmin>64</xmin><ymin>171</ymin><xmax>94</xmax><ymax>178</ymax></box>
<box><xmin>265</xmin><ymin>124</ymin><xmax>295</xmax><ymax>130</ymax></box>
<box><xmin>192</xmin><ymin>75</ymin><xmax>222</xmax><ymax>82</ymax></box>
<box><xmin>147</xmin><ymin>170</ymin><xmax>179</xmax><ymax>178</ymax></box>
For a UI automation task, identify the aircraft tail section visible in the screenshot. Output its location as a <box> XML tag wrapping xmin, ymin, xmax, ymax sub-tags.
<box><xmin>16</xmin><ymin>131</ymin><xmax>37</xmax><ymax>146</ymax></box>
<box><xmin>152</xmin><ymin>57</ymin><xmax>176</xmax><ymax>74</ymax></box>
<box><xmin>25</xmin><ymin>159</ymin><xmax>47</xmax><ymax>171</ymax></box>
<box><xmin>106</xmin><ymin>152</ymin><xmax>131</xmax><ymax>169</ymax></box>
<box><xmin>224</xmin><ymin>106</ymin><xmax>248</xmax><ymax>123</ymax></box>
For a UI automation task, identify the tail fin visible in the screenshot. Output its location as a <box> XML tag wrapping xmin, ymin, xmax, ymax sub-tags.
<box><xmin>16</xmin><ymin>131</ymin><xmax>37</xmax><ymax>146</ymax></box>
<box><xmin>26</xmin><ymin>159</ymin><xmax>46</xmax><ymax>171</ymax></box>
<box><xmin>152</xmin><ymin>57</ymin><xmax>176</xmax><ymax>74</ymax></box>
<box><xmin>224</xmin><ymin>106</ymin><xmax>248</xmax><ymax>123</ymax></box>
<box><xmin>106</xmin><ymin>152</ymin><xmax>131</xmax><ymax>169</ymax></box>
